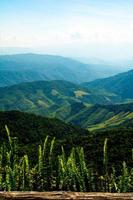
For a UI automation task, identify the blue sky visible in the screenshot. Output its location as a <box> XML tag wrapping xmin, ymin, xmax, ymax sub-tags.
<box><xmin>1</xmin><ymin>0</ymin><xmax>133</xmax><ymax>59</ymax></box>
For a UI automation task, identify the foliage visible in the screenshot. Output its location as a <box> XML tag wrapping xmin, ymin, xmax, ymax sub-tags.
<box><xmin>1</xmin><ymin>78</ymin><xmax>133</xmax><ymax>121</ymax></box>
<box><xmin>0</xmin><ymin>126</ymin><xmax>132</xmax><ymax>192</ymax></box>
<box><xmin>0</xmin><ymin>111</ymin><xmax>132</xmax><ymax>173</ymax></box>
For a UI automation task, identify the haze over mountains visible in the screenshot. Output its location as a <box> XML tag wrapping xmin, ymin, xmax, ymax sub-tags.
<box><xmin>0</xmin><ymin>53</ymin><xmax>99</xmax><ymax>86</ymax></box>
<box><xmin>0</xmin><ymin>53</ymin><xmax>132</xmax><ymax>87</ymax></box>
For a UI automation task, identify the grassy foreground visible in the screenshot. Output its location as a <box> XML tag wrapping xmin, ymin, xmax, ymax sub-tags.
<box><xmin>0</xmin><ymin>126</ymin><xmax>132</xmax><ymax>192</ymax></box>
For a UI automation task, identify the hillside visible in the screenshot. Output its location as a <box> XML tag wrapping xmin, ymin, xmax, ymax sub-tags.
<box><xmin>0</xmin><ymin>110</ymin><xmax>88</xmax><ymax>159</ymax></box>
<box><xmin>0</xmin><ymin>110</ymin><xmax>87</xmax><ymax>142</ymax></box>
<box><xmin>0</xmin><ymin>80</ymin><xmax>133</xmax><ymax>130</ymax></box>
<box><xmin>0</xmin><ymin>110</ymin><xmax>132</xmax><ymax>172</ymax></box>
<box><xmin>82</xmin><ymin>69</ymin><xmax>133</xmax><ymax>100</ymax></box>
<box><xmin>0</xmin><ymin>70</ymin><xmax>49</xmax><ymax>87</ymax></box>
<box><xmin>0</xmin><ymin>54</ymin><xmax>102</xmax><ymax>87</ymax></box>
<box><xmin>1</xmin><ymin>54</ymin><xmax>130</xmax><ymax>87</ymax></box>
<box><xmin>0</xmin><ymin>80</ymin><xmax>120</xmax><ymax>118</ymax></box>
<box><xmin>67</xmin><ymin>103</ymin><xmax>133</xmax><ymax>131</ymax></box>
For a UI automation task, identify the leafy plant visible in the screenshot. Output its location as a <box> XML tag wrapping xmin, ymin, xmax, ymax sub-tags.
<box><xmin>0</xmin><ymin>126</ymin><xmax>132</xmax><ymax>192</ymax></box>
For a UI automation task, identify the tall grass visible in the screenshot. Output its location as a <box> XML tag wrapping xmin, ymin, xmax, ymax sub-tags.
<box><xmin>0</xmin><ymin>126</ymin><xmax>132</xmax><ymax>192</ymax></box>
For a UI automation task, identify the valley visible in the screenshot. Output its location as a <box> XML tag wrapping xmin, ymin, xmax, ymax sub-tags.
<box><xmin>1</xmin><ymin>0</ymin><xmax>133</xmax><ymax>194</ymax></box>
<box><xmin>0</xmin><ymin>77</ymin><xmax>132</xmax><ymax>131</ymax></box>
<box><xmin>0</xmin><ymin>54</ymin><xmax>132</xmax><ymax>192</ymax></box>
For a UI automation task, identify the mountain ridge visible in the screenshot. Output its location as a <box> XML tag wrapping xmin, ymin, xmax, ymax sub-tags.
<box><xmin>0</xmin><ymin>53</ymin><xmax>97</xmax><ymax>86</ymax></box>
<box><xmin>82</xmin><ymin>69</ymin><xmax>133</xmax><ymax>99</ymax></box>
<box><xmin>1</xmin><ymin>53</ymin><xmax>131</xmax><ymax>87</ymax></box>
<box><xmin>0</xmin><ymin>79</ymin><xmax>132</xmax><ymax>131</ymax></box>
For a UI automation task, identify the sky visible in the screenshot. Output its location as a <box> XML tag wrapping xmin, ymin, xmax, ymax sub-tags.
<box><xmin>1</xmin><ymin>0</ymin><xmax>133</xmax><ymax>60</ymax></box>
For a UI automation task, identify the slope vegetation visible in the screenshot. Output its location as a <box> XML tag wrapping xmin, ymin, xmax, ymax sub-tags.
<box><xmin>82</xmin><ymin>69</ymin><xmax>133</xmax><ymax>100</ymax></box>
<box><xmin>0</xmin><ymin>80</ymin><xmax>119</xmax><ymax>117</ymax></box>
<box><xmin>67</xmin><ymin>103</ymin><xmax>133</xmax><ymax>131</ymax></box>
<box><xmin>0</xmin><ymin>110</ymin><xmax>132</xmax><ymax>174</ymax></box>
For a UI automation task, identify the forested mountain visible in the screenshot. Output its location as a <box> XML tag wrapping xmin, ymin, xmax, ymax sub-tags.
<box><xmin>0</xmin><ymin>110</ymin><xmax>132</xmax><ymax>172</ymax></box>
<box><xmin>0</xmin><ymin>64</ymin><xmax>132</xmax><ymax>192</ymax></box>
<box><xmin>82</xmin><ymin>69</ymin><xmax>133</xmax><ymax>100</ymax></box>
<box><xmin>0</xmin><ymin>70</ymin><xmax>49</xmax><ymax>87</ymax></box>
<box><xmin>0</xmin><ymin>110</ymin><xmax>87</xmax><ymax>143</ymax></box>
<box><xmin>1</xmin><ymin>53</ymin><xmax>130</xmax><ymax>87</ymax></box>
<box><xmin>0</xmin><ymin>110</ymin><xmax>88</xmax><ymax>159</ymax></box>
<box><xmin>0</xmin><ymin>80</ymin><xmax>121</xmax><ymax>117</ymax></box>
<box><xmin>0</xmin><ymin>79</ymin><xmax>132</xmax><ymax>131</ymax></box>
<box><xmin>67</xmin><ymin>103</ymin><xmax>133</xmax><ymax>131</ymax></box>
<box><xmin>0</xmin><ymin>53</ymin><xmax>102</xmax><ymax>87</ymax></box>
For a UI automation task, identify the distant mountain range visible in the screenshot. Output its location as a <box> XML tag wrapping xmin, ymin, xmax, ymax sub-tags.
<box><xmin>0</xmin><ymin>53</ymin><xmax>131</xmax><ymax>87</ymax></box>
<box><xmin>0</xmin><ymin>53</ymin><xmax>97</xmax><ymax>86</ymax></box>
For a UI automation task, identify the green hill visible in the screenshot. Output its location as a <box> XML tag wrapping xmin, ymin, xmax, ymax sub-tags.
<box><xmin>0</xmin><ymin>80</ymin><xmax>119</xmax><ymax>117</ymax></box>
<box><xmin>0</xmin><ymin>110</ymin><xmax>88</xmax><ymax>158</ymax></box>
<box><xmin>0</xmin><ymin>110</ymin><xmax>132</xmax><ymax>175</ymax></box>
<box><xmin>0</xmin><ymin>80</ymin><xmax>133</xmax><ymax>131</ymax></box>
<box><xmin>82</xmin><ymin>69</ymin><xmax>133</xmax><ymax>100</ymax></box>
<box><xmin>67</xmin><ymin>103</ymin><xmax>133</xmax><ymax>131</ymax></box>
